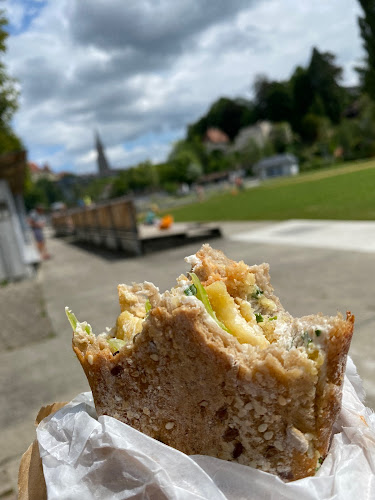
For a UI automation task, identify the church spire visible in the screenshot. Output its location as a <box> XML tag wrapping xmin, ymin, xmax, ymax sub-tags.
<box><xmin>95</xmin><ymin>130</ymin><xmax>111</xmax><ymax>176</ymax></box>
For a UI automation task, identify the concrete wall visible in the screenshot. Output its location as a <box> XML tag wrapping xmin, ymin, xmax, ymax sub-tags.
<box><xmin>0</xmin><ymin>180</ymin><xmax>40</xmax><ymax>281</ymax></box>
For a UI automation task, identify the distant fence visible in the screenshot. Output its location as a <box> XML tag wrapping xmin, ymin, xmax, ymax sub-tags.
<box><xmin>52</xmin><ymin>199</ymin><xmax>141</xmax><ymax>256</ymax></box>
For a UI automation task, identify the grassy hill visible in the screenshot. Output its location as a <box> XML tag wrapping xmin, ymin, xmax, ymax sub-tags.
<box><xmin>167</xmin><ymin>159</ymin><xmax>375</xmax><ymax>221</ymax></box>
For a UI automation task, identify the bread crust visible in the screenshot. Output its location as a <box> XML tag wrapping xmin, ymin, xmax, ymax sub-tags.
<box><xmin>72</xmin><ymin>245</ymin><xmax>354</xmax><ymax>481</ymax></box>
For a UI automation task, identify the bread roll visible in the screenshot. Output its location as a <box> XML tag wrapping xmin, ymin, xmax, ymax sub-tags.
<box><xmin>70</xmin><ymin>244</ymin><xmax>354</xmax><ymax>481</ymax></box>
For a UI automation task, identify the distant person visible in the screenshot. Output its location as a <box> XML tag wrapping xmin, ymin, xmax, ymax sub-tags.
<box><xmin>145</xmin><ymin>209</ymin><xmax>156</xmax><ymax>225</ymax></box>
<box><xmin>28</xmin><ymin>204</ymin><xmax>51</xmax><ymax>260</ymax></box>
<box><xmin>235</xmin><ymin>176</ymin><xmax>244</xmax><ymax>191</ymax></box>
<box><xmin>196</xmin><ymin>185</ymin><xmax>205</xmax><ymax>201</ymax></box>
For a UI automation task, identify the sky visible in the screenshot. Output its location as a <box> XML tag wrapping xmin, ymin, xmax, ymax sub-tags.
<box><xmin>4</xmin><ymin>0</ymin><xmax>364</xmax><ymax>175</ymax></box>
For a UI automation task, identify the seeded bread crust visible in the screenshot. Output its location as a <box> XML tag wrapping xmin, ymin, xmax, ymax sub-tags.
<box><xmin>72</xmin><ymin>246</ymin><xmax>354</xmax><ymax>481</ymax></box>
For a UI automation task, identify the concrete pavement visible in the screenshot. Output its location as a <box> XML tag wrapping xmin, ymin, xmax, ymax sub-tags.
<box><xmin>1</xmin><ymin>220</ymin><xmax>375</xmax><ymax>497</ymax></box>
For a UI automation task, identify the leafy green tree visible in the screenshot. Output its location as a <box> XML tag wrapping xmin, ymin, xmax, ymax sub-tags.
<box><xmin>111</xmin><ymin>172</ymin><xmax>129</xmax><ymax>198</ymax></box>
<box><xmin>333</xmin><ymin>120</ymin><xmax>362</xmax><ymax>160</ymax></box>
<box><xmin>187</xmin><ymin>97</ymin><xmax>256</xmax><ymax>141</ymax></box>
<box><xmin>156</xmin><ymin>162</ymin><xmax>182</xmax><ymax>193</ymax></box>
<box><xmin>330</xmin><ymin>95</ymin><xmax>375</xmax><ymax>160</ymax></box>
<box><xmin>0</xmin><ymin>10</ymin><xmax>22</xmax><ymax>153</ymax></box>
<box><xmin>237</xmin><ymin>139</ymin><xmax>262</xmax><ymax>172</ymax></box>
<box><xmin>290</xmin><ymin>66</ymin><xmax>314</xmax><ymax>131</ymax></box>
<box><xmin>23</xmin><ymin>168</ymin><xmax>48</xmax><ymax>210</ymax></box>
<box><xmin>129</xmin><ymin>161</ymin><xmax>159</xmax><ymax>191</ymax></box>
<box><xmin>253</xmin><ymin>76</ymin><xmax>293</xmax><ymax>123</ymax></box>
<box><xmin>357</xmin><ymin>0</ymin><xmax>375</xmax><ymax>99</ymax></box>
<box><xmin>82</xmin><ymin>177</ymin><xmax>113</xmax><ymax>201</ymax></box>
<box><xmin>289</xmin><ymin>48</ymin><xmax>347</xmax><ymax>139</ymax></box>
<box><xmin>168</xmin><ymin>139</ymin><xmax>203</xmax><ymax>183</ymax></box>
<box><xmin>35</xmin><ymin>178</ymin><xmax>64</xmax><ymax>206</ymax></box>
<box><xmin>300</xmin><ymin>114</ymin><xmax>326</xmax><ymax>143</ymax></box>
<box><xmin>307</xmin><ymin>48</ymin><xmax>346</xmax><ymax>124</ymax></box>
<box><xmin>269</xmin><ymin>122</ymin><xmax>293</xmax><ymax>153</ymax></box>
<box><xmin>205</xmin><ymin>150</ymin><xmax>231</xmax><ymax>173</ymax></box>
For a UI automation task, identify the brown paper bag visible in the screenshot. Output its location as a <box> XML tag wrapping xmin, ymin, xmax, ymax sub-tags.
<box><xmin>18</xmin><ymin>402</ymin><xmax>67</xmax><ymax>500</ymax></box>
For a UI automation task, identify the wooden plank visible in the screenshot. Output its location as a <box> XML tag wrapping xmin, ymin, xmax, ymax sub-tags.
<box><xmin>84</xmin><ymin>208</ymin><xmax>98</xmax><ymax>228</ymax></box>
<box><xmin>96</xmin><ymin>205</ymin><xmax>112</xmax><ymax>229</ymax></box>
<box><xmin>110</xmin><ymin>200</ymin><xmax>137</xmax><ymax>232</ymax></box>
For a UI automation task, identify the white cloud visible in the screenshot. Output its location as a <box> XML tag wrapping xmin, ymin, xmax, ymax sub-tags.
<box><xmin>4</xmin><ymin>0</ymin><xmax>364</xmax><ymax>174</ymax></box>
<box><xmin>5</xmin><ymin>2</ymin><xmax>25</xmax><ymax>31</ymax></box>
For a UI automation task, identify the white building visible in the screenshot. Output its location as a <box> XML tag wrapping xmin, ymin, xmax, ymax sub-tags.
<box><xmin>232</xmin><ymin>121</ymin><xmax>272</xmax><ymax>152</ymax></box>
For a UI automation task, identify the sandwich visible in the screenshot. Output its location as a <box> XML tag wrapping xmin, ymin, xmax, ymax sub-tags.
<box><xmin>68</xmin><ymin>244</ymin><xmax>354</xmax><ymax>481</ymax></box>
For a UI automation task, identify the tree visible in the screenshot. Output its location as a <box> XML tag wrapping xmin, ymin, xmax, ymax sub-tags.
<box><xmin>187</xmin><ymin>97</ymin><xmax>256</xmax><ymax>141</ymax></box>
<box><xmin>253</xmin><ymin>76</ymin><xmax>293</xmax><ymax>123</ymax></box>
<box><xmin>357</xmin><ymin>0</ymin><xmax>375</xmax><ymax>100</ymax></box>
<box><xmin>168</xmin><ymin>139</ymin><xmax>203</xmax><ymax>183</ymax></box>
<box><xmin>23</xmin><ymin>168</ymin><xmax>48</xmax><ymax>210</ymax></box>
<box><xmin>307</xmin><ymin>48</ymin><xmax>346</xmax><ymax>124</ymax></box>
<box><xmin>269</xmin><ymin>122</ymin><xmax>293</xmax><ymax>153</ymax></box>
<box><xmin>0</xmin><ymin>10</ymin><xmax>22</xmax><ymax>153</ymax></box>
<box><xmin>238</xmin><ymin>139</ymin><xmax>262</xmax><ymax>171</ymax></box>
<box><xmin>290</xmin><ymin>66</ymin><xmax>314</xmax><ymax>130</ymax></box>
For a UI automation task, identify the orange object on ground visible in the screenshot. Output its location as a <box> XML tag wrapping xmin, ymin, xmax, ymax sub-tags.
<box><xmin>159</xmin><ymin>215</ymin><xmax>174</xmax><ymax>229</ymax></box>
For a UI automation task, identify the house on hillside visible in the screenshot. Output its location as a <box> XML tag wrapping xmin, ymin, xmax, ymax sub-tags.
<box><xmin>29</xmin><ymin>162</ymin><xmax>58</xmax><ymax>182</ymax></box>
<box><xmin>253</xmin><ymin>153</ymin><xmax>299</xmax><ymax>180</ymax></box>
<box><xmin>203</xmin><ymin>128</ymin><xmax>230</xmax><ymax>153</ymax></box>
<box><xmin>232</xmin><ymin>121</ymin><xmax>272</xmax><ymax>152</ymax></box>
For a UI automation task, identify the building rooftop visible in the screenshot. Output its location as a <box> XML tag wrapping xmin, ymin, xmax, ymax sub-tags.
<box><xmin>254</xmin><ymin>153</ymin><xmax>298</xmax><ymax>170</ymax></box>
<box><xmin>204</xmin><ymin>128</ymin><xmax>230</xmax><ymax>144</ymax></box>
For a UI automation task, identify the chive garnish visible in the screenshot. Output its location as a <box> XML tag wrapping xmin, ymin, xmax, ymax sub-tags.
<box><xmin>251</xmin><ymin>287</ymin><xmax>264</xmax><ymax>299</ymax></box>
<box><xmin>145</xmin><ymin>299</ymin><xmax>152</xmax><ymax>315</ymax></box>
<box><xmin>184</xmin><ymin>284</ymin><xmax>197</xmax><ymax>296</ymax></box>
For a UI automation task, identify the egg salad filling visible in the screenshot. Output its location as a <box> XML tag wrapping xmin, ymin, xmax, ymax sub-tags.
<box><xmin>67</xmin><ymin>270</ymin><xmax>326</xmax><ymax>369</ymax></box>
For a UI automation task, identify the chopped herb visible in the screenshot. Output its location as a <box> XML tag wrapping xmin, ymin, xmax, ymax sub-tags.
<box><xmin>315</xmin><ymin>329</ymin><xmax>322</xmax><ymax>337</ymax></box>
<box><xmin>108</xmin><ymin>338</ymin><xmax>126</xmax><ymax>354</ymax></box>
<box><xmin>255</xmin><ymin>313</ymin><xmax>264</xmax><ymax>323</ymax></box>
<box><xmin>269</xmin><ymin>316</ymin><xmax>277</xmax><ymax>321</ymax></box>
<box><xmin>145</xmin><ymin>299</ymin><xmax>152</xmax><ymax>314</ymax></box>
<box><xmin>251</xmin><ymin>287</ymin><xmax>264</xmax><ymax>299</ymax></box>
<box><xmin>189</xmin><ymin>273</ymin><xmax>231</xmax><ymax>334</ymax></box>
<box><xmin>184</xmin><ymin>284</ymin><xmax>197</xmax><ymax>296</ymax></box>
<box><xmin>301</xmin><ymin>331</ymin><xmax>312</xmax><ymax>344</ymax></box>
<box><xmin>318</xmin><ymin>457</ymin><xmax>323</xmax><ymax>465</ymax></box>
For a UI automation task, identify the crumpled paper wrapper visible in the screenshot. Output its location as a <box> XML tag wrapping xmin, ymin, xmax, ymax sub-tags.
<box><xmin>36</xmin><ymin>357</ymin><xmax>375</xmax><ymax>500</ymax></box>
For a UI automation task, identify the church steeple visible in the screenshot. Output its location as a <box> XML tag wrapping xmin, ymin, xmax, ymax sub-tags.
<box><xmin>95</xmin><ymin>130</ymin><xmax>111</xmax><ymax>176</ymax></box>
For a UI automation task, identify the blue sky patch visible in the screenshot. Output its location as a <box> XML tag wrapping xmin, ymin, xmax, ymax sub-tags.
<box><xmin>6</xmin><ymin>0</ymin><xmax>47</xmax><ymax>36</ymax></box>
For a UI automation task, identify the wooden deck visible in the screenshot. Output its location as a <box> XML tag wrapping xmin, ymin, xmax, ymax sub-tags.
<box><xmin>52</xmin><ymin>201</ymin><xmax>221</xmax><ymax>256</ymax></box>
<box><xmin>139</xmin><ymin>222</ymin><xmax>222</xmax><ymax>252</ymax></box>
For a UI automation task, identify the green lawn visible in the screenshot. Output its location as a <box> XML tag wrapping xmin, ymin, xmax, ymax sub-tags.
<box><xmin>167</xmin><ymin>159</ymin><xmax>375</xmax><ymax>221</ymax></box>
